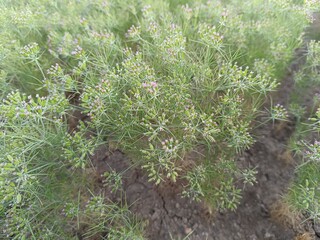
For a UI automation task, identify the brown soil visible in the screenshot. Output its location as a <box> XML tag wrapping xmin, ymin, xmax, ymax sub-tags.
<box><xmin>90</xmin><ymin>120</ymin><xmax>304</xmax><ymax>240</ymax></box>
<box><xmin>85</xmin><ymin>16</ymin><xmax>320</xmax><ymax>240</ymax></box>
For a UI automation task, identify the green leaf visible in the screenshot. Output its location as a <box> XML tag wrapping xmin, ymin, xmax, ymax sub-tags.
<box><xmin>149</xmin><ymin>143</ymin><xmax>154</xmax><ymax>150</ymax></box>
<box><xmin>16</xmin><ymin>193</ymin><xmax>21</xmax><ymax>204</ymax></box>
<box><xmin>156</xmin><ymin>178</ymin><xmax>161</xmax><ymax>185</ymax></box>
<box><xmin>7</xmin><ymin>155</ymin><xmax>14</xmax><ymax>162</ymax></box>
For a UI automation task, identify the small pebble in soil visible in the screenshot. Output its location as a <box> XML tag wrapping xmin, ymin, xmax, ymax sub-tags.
<box><xmin>184</xmin><ymin>226</ymin><xmax>192</xmax><ymax>235</ymax></box>
<box><xmin>151</xmin><ymin>210</ymin><xmax>160</xmax><ymax>220</ymax></box>
<box><xmin>260</xmin><ymin>203</ymin><xmax>269</xmax><ymax>217</ymax></box>
<box><xmin>201</xmin><ymin>232</ymin><xmax>209</xmax><ymax>237</ymax></box>
<box><xmin>249</xmin><ymin>234</ymin><xmax>258</xmax><ymax>240</ymax></box>
<box><xmin>261</xmin><ymin>174</ymin><xmax>268</xmax><ymax>182</ymax></box>
<box><xmin>264</xmin><ymin>232</ymin><xmax>276</xmax><ymax>239</ymax></box>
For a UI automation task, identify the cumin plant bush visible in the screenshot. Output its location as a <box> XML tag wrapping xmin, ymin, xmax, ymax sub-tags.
<box><xmin>79</xmin><ymin>0</ymin><xmax>312</xmax><ymax>207</ymax></box>
<box><xmin>0</xmin><ymin>89</ymin><xmax>144</xmax><ymax>239</ymax></box>
<box><xmin>0</xmin><ymin>2</ymin><xmax>146</xmax><ymax>238</ymax></box>
<box><xmin>0</xmin><ymin>0</ymin><xmax>317</xmax><ymax>238</ymax></box>
<box><xmin>0</xmin><ymin>90</ymin><xmax>72</xmax><ymax>238</ymax></box>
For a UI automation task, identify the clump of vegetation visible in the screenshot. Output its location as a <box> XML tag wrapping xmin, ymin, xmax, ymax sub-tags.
<box><xmin>286</xmin><ymin>39</ymin><xmax>320</xmax><ymax>227</ymax></box>
<box><xmin>0</xmin><ymin>0</ymin><xmax>318</xmax><ymax>238</ymax></box>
